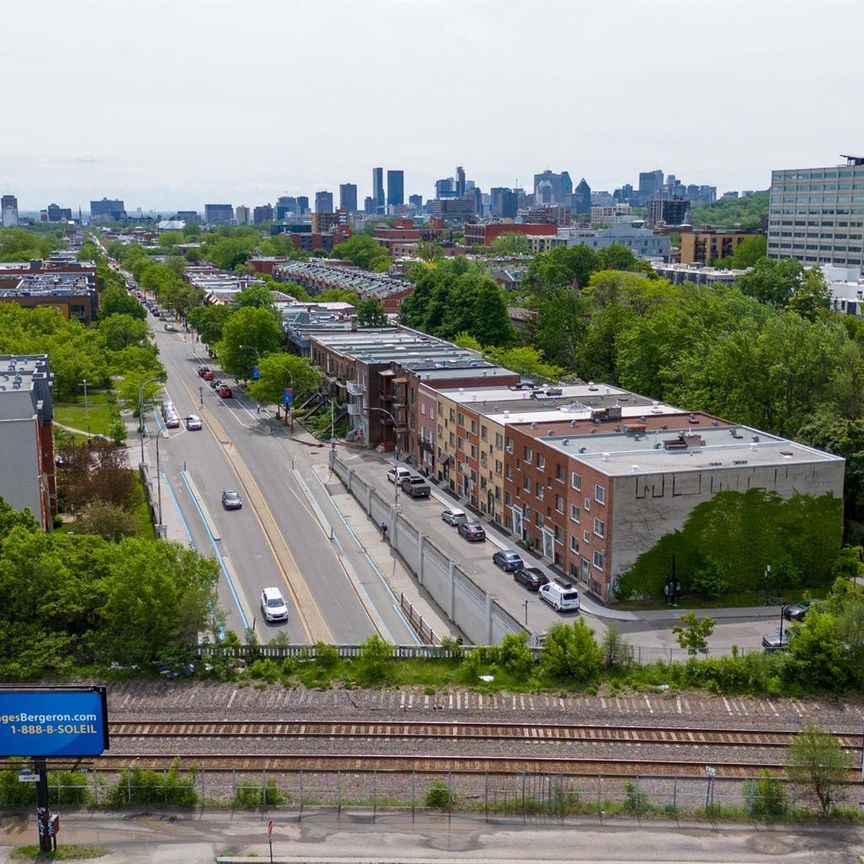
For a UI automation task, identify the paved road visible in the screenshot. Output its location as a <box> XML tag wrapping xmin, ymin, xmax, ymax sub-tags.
<box><xmin>147</xmin><ymin>312</ymin><xmax>417</xmax><ymax>645</ymax></box>
<box><xmin>1</xmin><ymin>811</ymin><xmax>859</xmax><ymax>863</ymax></box>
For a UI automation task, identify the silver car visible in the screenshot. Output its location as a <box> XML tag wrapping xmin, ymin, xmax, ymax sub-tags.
<box><xmin>441</xmin><ymin>507</ymin><xmax>468</xmax><ymax>526</ymax></box>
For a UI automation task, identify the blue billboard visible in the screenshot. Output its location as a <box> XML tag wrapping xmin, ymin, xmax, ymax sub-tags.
<box><xmin>0</xmin><ymin>688</ymin><xmax>109</xmax><ymax>757</ymax></box>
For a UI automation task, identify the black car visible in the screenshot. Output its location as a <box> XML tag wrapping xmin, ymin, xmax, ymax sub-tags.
<box><xmin>221</xmin><ymin>489</ymin><xmax>243</xmax><ymax>510</ymax></box>
<box><xmin>458</xmin><ymin>522</ymin><xmax>486</xmax><ymax>542</ymax></box>
<box><xmin>783</xmin><ymin>600</ymin><xmax>813</xmax><ymax>621</ymax></box>
<box><xmin>514</xmin><ymin>566</ymin><xmax>549</xmax><ymax>591</ymax></box>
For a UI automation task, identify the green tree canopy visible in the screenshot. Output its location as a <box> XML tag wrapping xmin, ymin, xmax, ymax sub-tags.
<box><xmin>187</xmin><ymin>304</ymin><xmax>234</xmax><ymax>346</ymax></box>
<box><xmin>356</xmin><ymin>298</ymin><xmax>388</xmax><ymax>327</ymax></box>
<box><xmin>217</xmin><ymin>306</ymin><xmax>283</xmax><ymax>378</ymax></box>
<box><xmin>247</xmin><ymin>353</ymin><xmax>321</xmax><ymax>406</ymax></box>
<box><xmin>332</xmin><ymin>234</ymin><xmax>392</xmax><ymax>271</ymax></box>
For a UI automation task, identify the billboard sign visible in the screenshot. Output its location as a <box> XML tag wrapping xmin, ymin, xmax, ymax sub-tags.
<box><xmin>0</xmin><ymin>687</ymin><xmax>109</xmax><ymax>757</ymax></box>
<box><xmin>283</xmin><ymin>388</ymin><xmax>293</xmax><ymax>405</ymax></box>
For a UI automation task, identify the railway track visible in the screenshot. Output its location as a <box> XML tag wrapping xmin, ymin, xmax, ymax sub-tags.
<box><xmin>107</xmin><ymin>719</ymin><xmax>864</xmax><ymax>750</ymax></box>
<box><xmin>88</xmin><ymin>752</ymin><xmax>791</xmax><ymax>778</ymax></box>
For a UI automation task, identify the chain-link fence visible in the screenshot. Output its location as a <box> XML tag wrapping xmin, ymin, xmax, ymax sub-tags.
<box><xmin>8</xmin><ymin>769</ymin><xmax>851</xmax><ymax>820</ymax></box>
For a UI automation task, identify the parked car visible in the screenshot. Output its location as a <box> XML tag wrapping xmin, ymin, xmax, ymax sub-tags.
<box><xmin>185</xmin><ymin>414</ymin><xmax>203</xmax><ymax>431</ymax></box>
<box><xmin>164</xmin><ymin>413</ymin><xmax>180</xmax><ymax>429</ymax></box>
<box><xmin>762</xmin><ymin>630</ymin><xmax>789</xmax><ymax>653</ymax></box>
<box><xmin>514</xmin><ymin>566</ymin><xmax>549</xmax><ymax>591</ymax></box>
<box><xmin>210</xmin><ymin>378</ymin><xmax>223</xmax><ymax>389</ymax></box>
<box><xmin>401</xmin><ymin>475</ymin><xmax>431</xmax><ymax>498</ymax></box>
<box><xmin>202</xmin><ymin>370</ymin><xmax>214</xmax><ymax>381</ymax></box>
<box><xmin>493</xmin><ymin>549</ymin><xmax>524</xmax><ymax>571</ymax></box>
<box><xmin>784</xmin><ymin>600</ymin><xmax>813</xmax><ymax>621</ymax></box>
<box><xmin>196</xmin><ymin>366</ymin><xmax>211</xmax><ymax>378</ymax></box>
<box><xmin>458</xmin><ymin>522</ymin><xmax>486</xmax><ymax>542</ymax></box>
<box><xmin>387</xmin><ymin>466</ymin><xmax>412</xmax><ymax>484</ymax></box>
<box><xmin>260</xmin><ymin>587</ymin><xmax>289</xmax><ymax>623</ymax></box>
<box><xmin>539</xmin><ymin>579</ymin><xmax>581</xmax><ymax>613</ymax></box>
<box><xmin>221</xmin><ymin>489</ymin><xmax>243</xmax><ymax>510</ymax></box>
<box><xmin>216</xmin><ymin>385</ymin><xmax>233</xmax><ymax>398</ymax></box>
<box><xmin>163</xmin><ymin>323</ymin><xmax>177</xmax><ymax>332</ymax></box>
<box><xmin>441</xmin><ymin>507</ymin><xmax>468</xmax><ymax>526</ymax></box>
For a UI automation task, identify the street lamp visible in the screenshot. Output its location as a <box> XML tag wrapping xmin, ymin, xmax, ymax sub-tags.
<box><xmin>81</xmin><ymin>379</ymin><xmax>89</xmax><ymax>412</ymax></box>
<box><xmin>368</xmin><ymin>407</ymin><xmax>401</xmax><ymax>505</ymax></box>
<box><xmin>779</xmin><ymin>596</ymin><xmax>788</xmax><ymax>646</ymax></box>
<box><xmin>138</xmin><ymin>376</ymin><xmax>163</xmax><ymax>468</ymax></box>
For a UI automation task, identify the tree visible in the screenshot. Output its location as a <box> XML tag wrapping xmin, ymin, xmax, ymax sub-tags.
<box><xmin>489</xmin><ymin>232</ymin><xmax>531</xmax><ymax>256</ymax></box>
<box><xmin>97</xmin><ymin>286</ymin><xmax>146</xmax><ymax>321</ymax></box>
<box><xmin>469</xmin><ymin>277</ymin><xmax>515</xmax><ymax>346</ymax></box>
<box><xmin>525</xmin><ymin>245</ymin><xmax>600</xmax><ymax>299</ymax></box>
<box><xmin>247</xmin><ymin>353</ymin><xmax>321</xmax><ymax>407</ymax></box>
<box><xmin>484</xmin><ymin>345</ymin><xmax>563</xmax><ymax>382</ymax></box>
<box><xmin>187</xmin><ymin>304</ymin><xmax>233</xmax><ymax>346</ymax></box>
<box><xmin>356</xmin><ymin>298</ymin><xmax>388</xmax><ymax>328</ymax></box>
<box><xmin>217</xmin><ymin>306</ymin><xmax>283</xmax><ymax>379</ymax></box>
<box><xmin>75</xmin><ymin>501</ymin><xmax>139</xmax><ymax>541</ymax></box>
<box><xmin>233</xmin><ymin>284</ymin><xmax>275</xmax><ymax>311</ymax></box>
<box><xmin>671</xmin><ymin>612</ymin><xmax>714</xmax><ymax>656</ymax></box>
<box><xmin>737</xmin><ymin>257</ymin><xmax>803</xmax><ymax>307</ymax></box>
<box><xmin>417</xmin><ymin>241</ymin><xmax>443</xmax><ymax>261</ymax></box>
<box><xmin>533</xmin><ymin>288</ymin><xmax>589</xmax><ymax>371</ymax></box>
<box><xmin>725</xmin><ymin>235</ymin><xmax>767</xmax><ymax>268</ymax></box>
<box><xmin>597</xmin><ymin>243</ymin><xmax>640</xmax><ymax>271</ymax></box>
<box><xmin>690</xmin><ymin>191</ymin><xmax>769</xmax><ymax>232</ymax></box>
<box><xmin>787</xmin><ymin>267</ymin><xmax>831</xmax><ymax>321</ymax></box>
<box><xmin>100</xmin><ymin>314</ymin><xmax>150</xmax><ymax>351</ymax></box>
<box><xmin>540</xmin><ymin>620</ymin><xmax>603</xmax><ymax>683</ymax></box>
<box><xmin>332</xmin><ymin>234</ymin><xmax>392</xmax><ymax>271</ymax></box>
<box><xmin>785</xmin><ymin>722</ymin><xmax>854</xmax><ymax>816</ymax></box>
<box><xmin>316</xmin><ymin>288</ymin><xmax>358</xmax><ymax>305</ymax></box>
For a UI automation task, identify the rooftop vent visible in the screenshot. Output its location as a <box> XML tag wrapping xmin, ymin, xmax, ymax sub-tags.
<box><xmin>579</xmin><ymin>447</ymin><xmax>587</xmax><ymax>454</ymax></box>
<box><xmin>602</xmin><ymin>452</ymin><xmax>610</xmax><ymax>462</ymax></box>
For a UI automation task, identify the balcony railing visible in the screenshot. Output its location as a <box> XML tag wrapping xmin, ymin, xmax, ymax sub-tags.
<box><xmin>346</xmin><ymin>381</ymin><xmax>364</xmax><ymax>397</ymax></box>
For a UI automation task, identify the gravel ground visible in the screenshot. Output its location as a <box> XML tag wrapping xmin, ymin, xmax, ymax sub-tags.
<box><xmin>102</xmin><ymin>680</ymin><xmax>864</xmax><ymax>732</ymax></box>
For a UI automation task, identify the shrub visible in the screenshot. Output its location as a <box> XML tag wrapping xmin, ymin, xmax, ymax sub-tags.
<box><xmin>540</xmin><ymin>621</ymin><xmax>603</xmax><ymax>684</ymax></box>
<box><xmin>248</xmin><ymin>658</ymin><xmax>281</xmax><ymax>683</ymax></box>
<box><xmin>601</xmin><ymin>624</ymin><xmax>633</xmax><ymax>670</ymax></box>
<box><xmin>357</xmin><ymin>634</ymin><xmax>393</xmax><ymax>685</ymax></box>
<box><xmin>234</xmin><ymin>779</ymin><xmax>287</xmax><ymax>808</ymax></box>
<box><xmin>623</xmin><ymin>782</ymin><xmax>650</xmax><ymax>814</ymax></box>
<box><xmin>314</xmin><ymin>642</ymin><xmax>340</xmax><ymax>670</ymax></box>
<box><xmin>107</xmin><ymin>760</ymin><xmax>198</xmax><ymax>806</ymax></box>
<box><xmin>496</xmin><ymin>631</ymin><xmax>536</xmax><ymax>679</ymax></box>
<box><xmin>744</xmin><ymin>771</ymin><xmax>787</xmax><ymax>819</ymax></box>
<box><xmin>425</xmin><ymin>779</ymin><xmax>456</xmax><ymax>809</ymax></box>
<box><xmin>0</xmin><ymin>766</ymin><xmax>36</xmax><ymax>808</ymax></box>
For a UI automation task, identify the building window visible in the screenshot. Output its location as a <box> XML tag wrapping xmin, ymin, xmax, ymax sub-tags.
<box><xmin>421</xmin><ymin>404</ymin><xmax>426</xmax><ymax>415</ymax></box>
<box><xmin>583</xmin><ymin>530</ymin><xmax>590</xmax><ymax>544</ymax></box>
<box><xmin>506</xmin><ymin>464</ymin><xmax>512</xmax><ymax>480</ymax></box>
<box><xmin>537</xmin><ymin>453</ymin><xmax>545</xmax><ymax>469</ymax></box>
<box><xmin>593</xmin><ymin>549</ymin><xmax>605</xmax><ymax>571</ymax></box>
<box><xmin>495</xmin><ymin>433</ymin><xmax>503</xmax><ymax>449</ymax></box>
<box><xmin>571</xmin><ymin>472</ymin><xmax>581</xmax><ymax>490</ymax></box>
<box><xmin>524</xmin><ymin>446</ymin><xmax>533</xmax><ymax>463</ymax></box>
<box><xmin>570</xmin><ymin>503</ymin><xmax>580</xmax><ymax>523</ymax></box>
<box><xmin>555</xmin><ymin>494</ymin><xmax>564</xmax><ymax>513</ymax></box>
<box><xmin>535</xmin><ymin>483</ymin><xmax>544</xmax><ymax>500</ymax></box>
<box><xmin>481</xmin><ymin>425</ymin><xmax>488</xmax><ymax>441</ymax></box>
<box><xmin>593</xmin><ymin>518</ymin><xmax>605</xmax><ymax>538</ymax></box>
<box><xmin>523</xmin><ymin>476</ymin><xmax>531</xmax><ymax>492</ymax></box>
<box><xmin>506</xmin><ymin>438</ymin><xmax>513</xmax><ymax>454</ymax></box>
<box><xmin>449</xmin><ymin>409</ymin><xmax>455</xmax><ymax>422</ymax></box>
<box><xmin>495</xmin><ymin>460</ymin><xmax>503</xmax><ymax>476</ymax></box>
<box><xmin>569</xmin><ymin>535</ymin><xmax>579</xmax><ymax>553</ymax></box>
<box><xmin>471</xmin><ymin>420</ymin><xmax>477</xmax><ymax>434</ymax></box>
<box><xmin>584</xmin><ymin>497</ymin><xmax>591</xmax><ymax>512</ymax></box>
<box><xmin>457</xmin><ymin>412</ymin><xmax>465</xmax><ymax>426</ymax></box>
<box><xmin>457</xmin><ymin>436</ymin><xmax>464</xmax><ymax>450</ymax></box>
<box><xmin>595</xmin><ymin>484</ymin><xmax>606</xmax><ymax>505</ymax></box>
<box><xmin>556</xmin><ymin>464</ymin><xmax>564</xmax><ymax>482</ymax></box>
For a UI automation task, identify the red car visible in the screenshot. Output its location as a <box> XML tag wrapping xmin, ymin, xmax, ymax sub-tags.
<box><xmin>216</xmin><ymin>385</ymin><xmax>233</xmax><ymax>398</ymax></box>
<box><xmin>196</xmin><ymin>366</ymin><xmax>211</xmax><ymax>378</ymax></box>
<box><xmin>202</xmin><ymin>370</ymin><xmax>214</xmax><ymax>381</ymax></box>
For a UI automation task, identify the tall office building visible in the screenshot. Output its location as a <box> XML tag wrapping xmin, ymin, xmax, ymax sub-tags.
<box><xmin>435</xmin><ymin>177</ymin><xmax>456</xmax><ymax>199</ymax></box>
<box><xmin>339</xmin><ymin>183</ymin><xmax>358</xmax><ymax>213</ymax></box>
<box><xmin>46</xmin><ymin>203</ymin><xmax>72</xmax><ymax>222</ymax></box>
<box><xmin>315</xmin><ymin>191</ymin><xmax>334</xmax><ymax>214</ymax></box>
<box><xmin>408</xmin><ymin>194</ymin><xmax>423</xmax><ymax>210</ymax></box>
<box><xmin>296</xmin><ymin>196</ymin><xmax>310</xmax><ymax>215</ymax></box>
<box><xmin>455</xmin><ymin>166</ymin><xmax>466</xmax><ymax>199</ymax></box>
<box><xmin>533</xmin><ymin>170</ymin><xmax>572</xmax><ymax>206</ymax></box>
<box><xmin>572</xmin><ymin>179</ymin><xmax>592</xmax><ymax>215</ymax></box>
<box><xmin>204</xmin><ymin>204</ymin><xmax>234</xmax><ymax>224</ymax></box>
<box><xmin>372</xmin><ymin>167</ymin><xmax>385</xmax><ymax>214</ymax></box>
<box><xmin>637</xmin><ymin>170</ymin><xmax>664</xmax><ymax>202</ymax></box>
<box><xmin>768</xmin><ymin>154</ymin><xmax>864</xmax><ymax>274</ymax></box>
<box><xmin>386</xmin><ymin>170</ymin><xmax>404</xmax><ymax>208</ymax></box>
<box><xmin>90</xmin><ymin>198</ymin><xmax>126</xmax><ymax>221</ymax></box>
<box><xmin>364</xmin><ymin>196</ymin><xmax>375</xmax><ymax>214</ymax></box>
<box><xmin>253</xmin><ymin>204</ymin><xmax>274</xmax><ymax>224</ymax></box>
<box><xmin>235</xmin><ymin>205</ymin><xmax>250</xmax><ymax>225</ymax></box>
<box><xmin>275</xmin><ymin>196</ymin><xmax>297</xmax><ymax>220</ymax></box>
<box><xmin>490</xmin><ymin>187</ymin><xmax>517</xmax><ymax>219</ymax></box>
<box><xmin>1</xmin><ymin>195</ymin><xmax>19</xmax><ymax>227</ymax></box>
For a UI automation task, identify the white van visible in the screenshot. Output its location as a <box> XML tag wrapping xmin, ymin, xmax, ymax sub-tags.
<box><xmin>539</xmin><ymin>579</ymin><xmax>581</xmax><ymax>613</ymax></box>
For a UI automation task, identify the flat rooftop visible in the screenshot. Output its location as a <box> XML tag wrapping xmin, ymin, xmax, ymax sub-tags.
<box><xmin>438</xmin><ymin>383</ymin><xmax>630</xmax><ymax>404</ymax></box>
<box><xmin>542</xmin><ymin>424</ymin><xmax>842</xmax><ymax>475</ymax></box>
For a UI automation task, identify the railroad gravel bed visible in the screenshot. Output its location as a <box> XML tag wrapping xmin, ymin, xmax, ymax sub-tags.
<box><xmin>102</xmin><ymin>681</ymin><xmax>864</xmax><ymax>732</ymax></box>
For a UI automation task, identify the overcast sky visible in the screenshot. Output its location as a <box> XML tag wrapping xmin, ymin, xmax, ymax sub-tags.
<box><xmin>3</xmin><ymin>0</ymin><xmax>864</xmax><ymax>212</ymax></box>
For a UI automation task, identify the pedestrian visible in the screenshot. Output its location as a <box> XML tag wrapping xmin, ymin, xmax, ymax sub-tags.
<box><xmin>380</xmin><ymin>522</ymin><xmax>389</xmax><ymax>542</ymax></box>
<box><xmin>256</xmin><ymin>403</ymin><xmax>261</xmax><ymax>414</ymax></box>
<box><xmin>663</xmin><ymin>580</ymin><xmax>672</xmax><ymax>607</ymax></box>
<box><xmin>673</xmin><ymin>579</ymin><xmax>682</xmax><ymax>606</ymax></box>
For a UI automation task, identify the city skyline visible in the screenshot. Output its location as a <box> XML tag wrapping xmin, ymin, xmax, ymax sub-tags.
<box><xmin>1</xmin><ymin>1</ymin><xmax>863</xmax><ymax>210</ymax></box>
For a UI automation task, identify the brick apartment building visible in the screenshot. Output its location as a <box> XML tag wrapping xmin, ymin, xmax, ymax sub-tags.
<box><xmin>462</xmin><ymin>223</ymin><xmax>558</xmax><ymax>248</ymax></box>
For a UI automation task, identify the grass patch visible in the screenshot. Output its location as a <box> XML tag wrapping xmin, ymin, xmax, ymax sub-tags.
<box><xmin>130</xmin><ymin>476</ymin><xmax>156</xmax><ymax>539</ymax></box>
<box><xmin>11</xmin><ymin>845</ymin><xmax>107</xmax><ymax>860</ymax></box>
<box><xmin>53</xmin><ymin>390</ymin><xmax>118</xmax><ymax>438</ymax></box>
